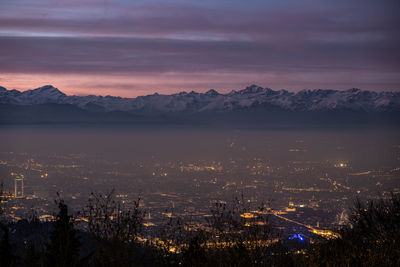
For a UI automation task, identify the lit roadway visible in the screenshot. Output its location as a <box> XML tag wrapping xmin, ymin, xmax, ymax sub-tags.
<box><xmin>272</xmin><ymin>212</ymin><xmax>341</xmax><ymax>239</ymax></box>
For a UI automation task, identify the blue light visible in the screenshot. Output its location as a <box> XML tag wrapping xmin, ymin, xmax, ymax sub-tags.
<box><xmin>297</xmin><ymin>234</ymin><xmax>304</xmax><ymax>241</ymax></box>
<box><xmin>289</xmin><ymin>233</ymin><xmax>304</xmax><ymax>241</ymax></box>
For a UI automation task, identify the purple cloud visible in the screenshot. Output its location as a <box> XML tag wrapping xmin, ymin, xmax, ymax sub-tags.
<box><xmin>0</xmin><ymin>0</ymin><xmax>399</xmax><ymax>94</ymax></box>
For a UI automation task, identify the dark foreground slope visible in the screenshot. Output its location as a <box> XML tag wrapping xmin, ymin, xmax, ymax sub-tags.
<box><xmin>1</xmin><ymin>193</ymin><xmax>399</xmax><ymax>266</ymax></box>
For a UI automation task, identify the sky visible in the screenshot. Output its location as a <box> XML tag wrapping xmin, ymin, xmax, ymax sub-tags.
<box><xmin>0</xmin><ymin>0</ymin><xmax>399</xmax><ymax>97</ymax></box>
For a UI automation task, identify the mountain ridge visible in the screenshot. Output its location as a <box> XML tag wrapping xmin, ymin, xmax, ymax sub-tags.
<box><xmin>1</xmin><ymin>84</ymin><xmax>399</xmax><ymax>125</ymax></box>
<box><xmin>1</xmin><ymin>84</ymin><xmax>399</xmax><ymax>113</ymax></box>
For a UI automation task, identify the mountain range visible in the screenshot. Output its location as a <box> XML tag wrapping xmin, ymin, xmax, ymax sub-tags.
<box><xmin>1</xmin><ymin>85</ymin><xmax>399</xmax><ymax>125</ymax></box>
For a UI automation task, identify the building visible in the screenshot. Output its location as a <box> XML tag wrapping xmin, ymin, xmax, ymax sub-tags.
<box><xmin>14</xmin><ymin>175</ymin><xmax>24</xmax><ymax>198</ymax></box>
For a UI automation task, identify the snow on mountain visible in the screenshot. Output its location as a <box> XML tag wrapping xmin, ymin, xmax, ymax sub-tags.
<box><xmin>205</xmin><ymin>89</ymin><xmax>220</xmax><ymax>96</ymax></box>
<box><xmin>0</xmin><ymin>85</ymin><xmax>67</xmax><ymax>105</ymax></box>
<box><xmin>20</xmin><ymin>85</ymin><xmax>66</xmax><ymax>104</ymax></box>
<box><xmin>0</xmin><ymin>84</ymin><xmax>399</xmax><ymax>113</ymax></box>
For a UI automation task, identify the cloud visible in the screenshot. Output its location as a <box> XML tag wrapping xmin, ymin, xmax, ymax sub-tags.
<box><xmin>0</xmin><ymin>0</ymin><xmax>399</xmax><ymax>93</ymax></box>
<box><xmin>0</xmin><ymin>35</ymin><xmax>398</xmax><ymax>75</ymax></box>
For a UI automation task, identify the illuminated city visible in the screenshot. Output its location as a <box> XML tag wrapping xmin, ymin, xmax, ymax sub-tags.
<box><xmin>1</xmin><ymin>128</ymin><xmax>398</xmax><ymax>241</ymax></box>
<box><xmin>1</xmin><ymin>0</ymin><xmax>399</xmax><ymax>265</ymax></box>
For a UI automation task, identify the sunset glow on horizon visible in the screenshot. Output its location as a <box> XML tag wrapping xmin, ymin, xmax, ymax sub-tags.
<box><xmin>1</xmin><ymin>0</ymin><xmax>399</xmax><ymax>97</ymax></box>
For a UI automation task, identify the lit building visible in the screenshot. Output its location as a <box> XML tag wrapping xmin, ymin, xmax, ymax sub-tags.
<box><xmin>14</xmin><ymin>175</ymin><xmax>24</xmax><ymax>198</ymax></box>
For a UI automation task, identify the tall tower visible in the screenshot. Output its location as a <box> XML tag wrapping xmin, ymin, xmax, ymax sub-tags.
<box><xmin>14</xmin><ymin>175</ymin><xmax>24</xmax><ymax>198</ymax></box>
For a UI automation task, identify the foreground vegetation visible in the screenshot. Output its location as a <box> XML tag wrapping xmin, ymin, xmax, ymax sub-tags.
<box><xmin>0</xmin><ymin>190</ymin><xmax>399</xmax><ymax>266</ymax></box>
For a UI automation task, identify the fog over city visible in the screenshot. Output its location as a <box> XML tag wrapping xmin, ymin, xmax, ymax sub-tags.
<box><xmin>1</xmin><ymin>125</ymin><xmax>398</xmax><ymax>236</ymax></box>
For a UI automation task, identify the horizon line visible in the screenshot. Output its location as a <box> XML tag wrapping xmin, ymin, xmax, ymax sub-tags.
<box><xmin>2</xmin><ymin>84</ymin><xmax>396</xmax><ymax>99</ymax></box>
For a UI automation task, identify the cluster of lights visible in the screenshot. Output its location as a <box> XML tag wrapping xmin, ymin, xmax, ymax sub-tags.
<box><xmin>334</xmin><ymin>162</ymin><xmax>348</xmax><ymax>168</ymax></box>
<box><xmin>289</xmin><ymin>233</ymin><xmax>304</xmax><ymax>241</ymax></box>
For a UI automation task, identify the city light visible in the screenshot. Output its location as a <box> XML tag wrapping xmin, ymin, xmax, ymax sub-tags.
<box><xmin>289</xmin><ymin>234</ymin><xmax>304</xmax><ymax>241</ymax></box>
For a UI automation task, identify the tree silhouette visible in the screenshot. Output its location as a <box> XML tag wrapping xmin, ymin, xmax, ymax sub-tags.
<box><xmin>80</xmin><ymin>190</ymin><xmax>144</xmax><ymax>266</ymax></box>
<box><xmin>0</xmin><ymin>224</ymin><xmax>15</xmax><ymax>267</ymax></box>
<box><xmin>44</xmin><ymin>199</ymin><xmax>81</xmax><ymax>267</ymax></box>
<box><xmin>0</xmin><ymin>182</ymin><xmax>15</xmax><ymax>267</ymax></box>
<box><xmin>294</xmin><ymin>193</ymin><xmax>400</xmax><ymax>266</ymax></box>
<box><xmin>21</xmin><ymin>241</ymin><xmax>40</xmax><ymax>267</ymax></box>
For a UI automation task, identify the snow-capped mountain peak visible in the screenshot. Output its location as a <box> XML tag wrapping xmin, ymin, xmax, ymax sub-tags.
<box><xmin>0</xmin><ymin>85</ymin><xmax>399</xmax><ymax>113</ymax></box>
<box><xmin>205</xmin><ymin>89</ymin><xmax>220</xmax><ymax>96</ymax></box>
<box><xmin>18</xmin><ymin>85</ymin><xmax>66</xmax><ymax>104</ymax></box>
<box><xmin>25</xmin><ymin>85</ymin><xmax>65</xmax><ymax>96</ymax></box>
<box><xmin>239</xmin><ymin>85</ymin><xmax>272</xmax><ymax>95</ymax></box>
